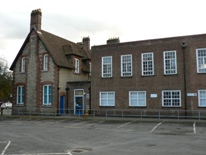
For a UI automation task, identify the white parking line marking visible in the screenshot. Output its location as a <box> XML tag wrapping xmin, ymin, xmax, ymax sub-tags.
<box><xmin>1</xmin><ymin>141</ymin><xmax>11</xmax><ymax>155</ymax></box>
<box><xmin>193</xmin><ymin>121</ymin><xmax>196</xmax><ymax>134</ymax></box>
<box><xmin>150</xmin><ymin>122</ymin><xmax>163</xmax><ymax>133</ymax></box>
<box><xmin>116</xmin><ymin>122</ymin><xmax>134</xmax><ymax>129</ymax></box>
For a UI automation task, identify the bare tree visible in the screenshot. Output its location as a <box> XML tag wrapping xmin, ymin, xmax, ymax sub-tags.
<box><xmin>0</xmin><ymin>57</ymin><xmax>13</xmax><ymax>102</ymax></box>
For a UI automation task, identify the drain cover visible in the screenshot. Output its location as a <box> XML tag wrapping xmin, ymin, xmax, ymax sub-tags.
<box><xmin>71</xmin><ymin>148</ymin><xmax>92</xmax><ymax>154</ymax></box>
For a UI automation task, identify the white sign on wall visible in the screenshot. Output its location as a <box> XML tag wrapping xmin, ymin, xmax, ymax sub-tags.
<box><xmin>150</xmin><ymin>94</ymin><xmax>157</xmax><ymax>98</ymax></box>
<box><xmin>187</xmin><ymin>93</ymin><xmax>197</xmax><ymax>96</ymax></box>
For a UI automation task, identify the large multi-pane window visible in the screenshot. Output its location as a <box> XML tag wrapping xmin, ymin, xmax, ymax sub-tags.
<box><xmin>74</xmin><ymin>58</ymin><xmax>80</xmax><ymax>73</ymax></box>
<box><xmin>162</xmin><ymin>90</ymin><xmax>181</xmax><ymax>107</ymax></box>
<box><xmin>129</xmin><ymin>91</ymin><xmax>146</xmax><ymax>107</ymax></box>
<box><xmin>163</xmin><ymin>51</ymin><xmax>177</xmax><ymax>75</ymax></box>
<box><xmin>102</xmin><ymin>56</ymin><xmax>112</xmax><ymax>78</ymax></box>
<box><xmin>121</xmin><ymin>54</ymin><xmax>132</xmax><ymax>77</ymax></box>
<box><xmin>17</xmin><ymin>86</ymin><xmax>24</xmax><ymax>105</ymax></box>
<box><xmin>198</xmin><ymin>90</ymin><xmax>206</xmax><ymax>107</ymax></box>
<box><xmin>142</xmin><ymin>53</ymin><xmax>154</xmax><ymax>76</ymax></box>
<box><xmin>43</xmin><ymin>54</ymin><xmax>48</xmax><ymax>71</ymax></box>
<box><xmin>21</xmin><ymin>57</ymin><xmax>25</xmax><ymax>73</ymax></box>
<box><xmin>100</xmin><ymin>92</ymin><xmax>115</xmax><ymax>106</ymax></box>
<box><xmin>196</xmin><ymin>48</ymin><xmax>206</xmax><ymax>73</ymax></box>
<box><xmin>43</xmin><ymin>85</ymin><xmax>52</xmax><ymax>105</ymax></box>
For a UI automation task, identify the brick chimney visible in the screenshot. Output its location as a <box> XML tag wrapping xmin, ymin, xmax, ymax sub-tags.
<box><xmin>30</xmin><ymin>9</ymin><xmax>42</xmax><ymax>31</ymax></box>
<box><xmin>82</xmin><ymin>37</ymin><xmax>90</xmax><ymax>52</ymax></box>
<box><xmin>107</xmin><ymin>37</ymin><xmax>120</xmax><ymax>44</ymax></box>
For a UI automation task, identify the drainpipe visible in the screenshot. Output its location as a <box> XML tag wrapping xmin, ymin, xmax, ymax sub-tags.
<box><xmin>88</xmin><ymin>86</ymin><xmax>91</xmax><ymax>114</ymax></box>
<box><xmin>181</xmin><ymin>42</ymin><xmax>187</xmax><ymax>116</ymax></box>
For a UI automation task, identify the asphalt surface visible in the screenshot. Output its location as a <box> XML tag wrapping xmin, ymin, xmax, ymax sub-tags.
<box><xmin>0</xmin><ymin>115</ymin><xmax>206</xmax><ymax>155</ymax></box>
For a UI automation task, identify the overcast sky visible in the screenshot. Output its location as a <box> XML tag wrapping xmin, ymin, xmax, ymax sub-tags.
<box><xmin>1</xmin><ymin>0</ymin><xmax>206</xmax><ymax>67</ymax></box>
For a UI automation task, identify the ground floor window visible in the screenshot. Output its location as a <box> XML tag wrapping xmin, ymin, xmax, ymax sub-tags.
<box><xmin>129</xmin><ymin>91</ymin><xmax>146</xmax><ymax>107</ymax></box>
<box><xmin>100</xmin><ymin>92</ymin><xmax>115</xmax><ymax>106</ymax></box>
<box><xmin>17</xmin><ymin>86</ymin><xmax>24</xmax><ymax>105</ymax></box>
<box><xmin>198</xmin><ymin>90</ymin><xmax>206</xmax><ymax>107</ymax></box>
<box><xmin>162</xmin><ymin>90</ymin><xmax>181</xmax><ymax>107</ymax></box>
<box><xmin>43</xmin><ymin>85</ymin><xmax>52</xmax><ymax>105</ymax></box>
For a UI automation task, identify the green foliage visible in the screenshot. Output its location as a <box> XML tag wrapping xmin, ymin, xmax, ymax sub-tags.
<box><xmin>0</xmin><ymin>57</ymin><xmax>13</xmax><ymax>101</ymax></box>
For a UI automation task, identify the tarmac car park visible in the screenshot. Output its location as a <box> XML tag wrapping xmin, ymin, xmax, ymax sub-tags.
<box><xmin>0</xmin><ymin>116</ymin><xmax>206</xmax><ymax>155</ymax></box>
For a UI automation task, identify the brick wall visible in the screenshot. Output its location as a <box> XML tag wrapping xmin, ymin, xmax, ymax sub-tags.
<box><xmin>91</xmin><ymin>34</ymin><xmax>206</xmax><ymax>111</ymax></box>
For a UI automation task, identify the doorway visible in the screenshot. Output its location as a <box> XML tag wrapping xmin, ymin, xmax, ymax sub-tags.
<box><xmin>74</xmin><ymin>89</ymin><xmax>84</xmax><ymax>115</ymax></box>
<box><xmin>60</xmin><ymin>96</ymin><xmax>65</xmax><ymax>114</ymax></box>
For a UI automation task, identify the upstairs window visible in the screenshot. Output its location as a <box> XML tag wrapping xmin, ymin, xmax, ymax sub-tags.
<box><xmin>198</xmin><ymin>90</ymin><xmax>206</xmax><ymax>107</ymax></box>
<box><xmin>196</xmin><ymin>48</ymin><xmax>206</xmax><ymax>73</ymax></box>
<box><xmin>102</xmin><ymin>56</ymin><xmax>112</xmax><ymax>78</ymax></box>
<box><xmin>17</xmin><ymin>86</ymin><xmax>24</xmax><ymax>105</ymax></box>
<box><xmin>43</xmin><ymin>85</ymin><xmax>52</xmax><ymax>105</ymax></box>
<box><xmin>164</xmin><ymin>51</ymin><xmax>177</xmax><ymax>75</ymax></box>
<box><xmin>74</xmin><ymin>58</ymin><xmax>80</xmax><ymax>73</ymax></box>
<box><xmin>121</xmin><ymin>54</ymin><xmax>132</xmax><ymax>77</ymax></box>
<box><xmin>162</xmin><ymin>90</ymin><xmax>181</xmax><ymax>107</ymax></box>
<box><xmin>21</xmin><ymin>57</ymin><xmax>25</xmax><ymax>73</ymax></box>
<box><xmin>142</xmin><ymin>53</ymin><xmax>154</xmax><ymax>76</ymax></box>
<box><xmin>43</xmin><ymin>54</ymin><xmax>48</xmax><ymax>71</ymax></box>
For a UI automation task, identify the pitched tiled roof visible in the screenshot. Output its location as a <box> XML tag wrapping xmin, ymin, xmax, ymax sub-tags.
<box><xmin>38</xmin><ymin>30</ymin><xmax>90</xmax><ymax>69</ymax></box>
<box><xmin>10</xmin><ymin>28</ymin><xmax>90</xmax><ymax>70</ymax></box>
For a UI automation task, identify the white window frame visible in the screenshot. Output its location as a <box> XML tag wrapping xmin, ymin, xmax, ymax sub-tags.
<box><xmin>89</xmin><ymin>62</ymin><xmax>91</xmax><ymax>76</ymax></box>
<box><xmin>74</xmin><ymin>58</ymin><xmax>80</xmax><ymax>73</ymax></box>
<box><xmin>196</xmin><ymin>48</ymin><xmax>206</xmax><ymax>73</ymax></box>
<box><xmin>102</xmin><ymin>56</ymin><xmax>112</xmax><ymax>78</ymax></box>
<box><xmin>21</xmin><ymin>57</ymin><xmax>25</xmax><ymax>73</ymax></box>
<box><xmin>162</xmin><ymin>90</ymin><xmax>181</xmax><ymax>107</ymax></box>
<box><xmin>198</xmin><ymin>90</ymin><xmax>206</xmax><ymax>107</ymax></box>
<box><xmin>17</xmin><ymin>86</ymin><xmax>24</xmax><ymax>105</ymax></box>
<box><xmin>100</xmin><ymin>92</ymin><xmax>115</xmax><ymax>106</ymax></box>
<box><xmin>141</xmin><ymin>52</ymin><xmax>154</xmax><ymax>76</ymax></box>
<box><xmin>43</xmin><ymin>85</ymin><xmax>52</xmax><ymax>105</ymax></box>
<box><xmin>129</xmin><ymin>91</ymin><xmax>146</xmax><ymax>107</ymax></box>
<box><xmin>43</xmin><ymin>54</ymin><xmax>48</xmax><ymax>71</ymax></box>
<box><xmin>163</xmin><ymin>51</ymin><xmax>177</xmax><ymax>75</ymax></box>
<box><xmin>121</xmin><ymin>54</ymin><xmax>132</xmax><ymax>77</ymax></box>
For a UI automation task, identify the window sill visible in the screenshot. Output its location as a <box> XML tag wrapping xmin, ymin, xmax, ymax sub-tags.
<box><xmin>41</xmin><ymin>105</ymin><xmax>52</xmax><ymax>108</ymax></box>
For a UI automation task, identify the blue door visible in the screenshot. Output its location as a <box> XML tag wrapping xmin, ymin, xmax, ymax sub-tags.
<box><xmin>60</xmin><ymin>96</ymin><xmax>65</xmax><ymax>114</ymax></box>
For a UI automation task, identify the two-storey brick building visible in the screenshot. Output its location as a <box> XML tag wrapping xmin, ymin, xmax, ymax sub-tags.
<box><xmin>10</xmin><ymin>9</ymin><xmax>91</xmax><ymax>115</ymax></box>
<box><xmin>91</xmin><ymin>35</ymin><xmax>206</xmax><ymax>115</ymax></box>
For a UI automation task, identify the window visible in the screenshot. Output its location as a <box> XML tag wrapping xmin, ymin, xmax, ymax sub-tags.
<box><xmin>196</xmin><ymin>48</ymin><xmax>206</xmax><ymax>73</ymax></box>
<box><xmin>162</xmin><ymin>90</ymin><xmax>181</xmax><ymax>107</ymax></box>
<box><xmin>129</xmin><ymin>91</ymin><xmax>146</xmax><ymax>107</ymax></box>
<box><xmin>43</xmin><ymin>54</ymin><xmax>48</xmax><ymax>71</ymax></box>
<box><xmin>142</xmin><ymin>53</ymin><xmax>154</xmax><ymax>76</ymax></box>
<box><xmin>121</xmin><ymin>54</ymin><xmax>132</xmax><ymax>77</ymax></box>
<box><xmin>74</xmin><ymin>58</ymin><xmax>80</xmax><ymax>73</ymax></box>
<box><xmin>100</xmin><ymin>92</ymin><xmax>115</xmax><ymax>106</ymax></box>
<box><xmin>198</xmin><ymin>90</ymin><xmax>206</xmax><ymax>107</ymax></box>
<box><xmin>17</xmin><ymin>86</ymin><xmax>24</xmax><ymax>105</ymax></box>
<box><xmin>163</xmin><ymin>51</ymin><xmax>177</xmax><ymax>75</ymax></box>
<box><xmin>21</xmin><ymin>57</ymin><xmax>25</xmax><ymax>73</ymax></box>
<box><xmin>102</xmin><ymin>56</ymin><xmax>112</xmax><ymax>77</ymax></box>
<box><xmin>43</xmin><ymin>85</ymin><xmax>52</xmax><ymax>105</ymax></box>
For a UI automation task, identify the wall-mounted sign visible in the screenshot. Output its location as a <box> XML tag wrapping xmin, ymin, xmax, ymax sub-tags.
<box><xmin>187</xmin><ymin>93</ymin><xmax>197</xmax><ymax>96</ymax></box>
<box><xmin>86</xmin><ymin>94</ymin><xmax>90</xmax><ymax>99</ymax></box>
<box><xmin>150</xmin><ymin>94</ymin><xmax>157</xmax><ymax>98</ymax></box>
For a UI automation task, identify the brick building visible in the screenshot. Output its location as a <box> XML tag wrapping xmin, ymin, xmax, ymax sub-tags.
<box><xmin>91</xmin><ymin>35</ymin><xmax>206</xmax><ymax>113</ymax></box>
<box><xmin>10</xmin><ymin>9</ymin><xmax>91</xmax><ymax>115</ymax></box>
